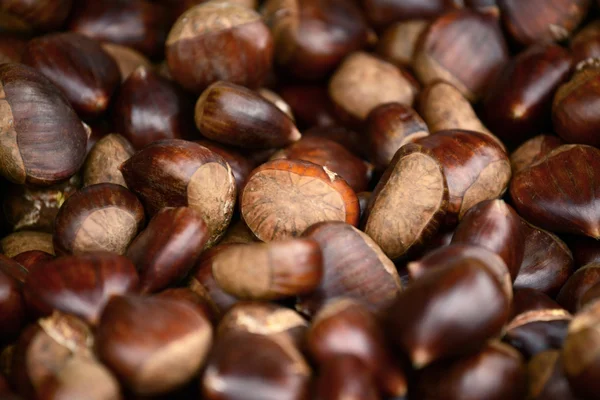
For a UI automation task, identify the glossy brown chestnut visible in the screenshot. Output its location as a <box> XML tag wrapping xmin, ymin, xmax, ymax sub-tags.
<box><xmin>96</xmin><ymin>295</ymin><xmax>213</xmax><ymax>395</ymax></box>
<box><xmin>53</xmin><ymin>183</ymin><xmax>145</xmax><ymax>255</ymax></box>
<box><xmin>2</xmin><ymin>174</ymin><xmax>80</xmax><ymax>232</ymax></box>
<box><xmin>481</xmin><ymin>43</ymin><xmax>572</xmax><ymax>148</ymax></box>
<box><xmin>212</xmin><ymin>239</ymin><xmax>323</xmax><ymax>300</ymax></box>
<box><xmin>361</xmin><ymin>0</ymin><xmax>462</xmax><ymax>29</ymax></box>
<box><xmin>11</xmin><ymin>250</ymin><xmax>53</xmax><ymax>272</ymax></box>
<box><xmin>195</xmin><ymin>81</ymin><xmax>300</xmax><ymax>149</ymax></box>
<box><xmin>202</xmin><ymin>331</ymin><xmax>311</xmax><ymax>400</ymax></box>
<box><xmin>510</xmin><ymin>145</ymin><xmax>600</xmax><ymax>238</ymax></box>
<box><xmin>156</xmin><ymin>287</ymin><xmax>215</xmax><ymax>324</ymax></box>
<box><xmin>101</xmin><ymin>42</ymin><xmax>152</xmax><ymax>82</ymax></box>
<box><xmin>528</xmin><ymin>350</ymin><xmax>580</xmax><ymax>400</ymax></box>
<box><xmin>113</xmin><ymin>66</ymin><xmax>196</xmax><ymax>149</ymax></box>
<box><xmin>297</xmin><ymin>221</ymin><xmax>402</xmax><ymax>317</ymax></box>
<box><xmin>387</xmin><ymin>250</ymin><xmax>511</xmax><ymax>368</ymax></box>
<box><xmin>240</xmin><ymin>159</ymin><xmax>359</xmax><ymax>242</ymax></box>
<box><xmin>451</xmin><ymin>199</ymin><xmax>524</xmax><ymax>280</ymax></box>
<box><xmin>514</xmin><ymin>220</ymin><xmax>574</xmax><ymax>297</ymax></box>
<box><xmin>571</xmin><ymin>20</ymin><xmax>600</xmax><ymax>66</ymax></box>
<box><xmin>0</xmin><ymin>63</ymin><xmax>88</xmax><ymax>186</ymax></box>
<box><xmin>271</xmin><ymin>136</ymin><xmax>372</xmax><ymax>192</ymax></box>
<box><xmin>557</xmin><ymin>262</ymin><xmax>600</xmax><ymax>313</ymax></box>
<box><xmin>0</xmin><ymin>0</ymin><xmax>73</xmax><ymax>31</ymax></box>
<box><xmin>22</xmin><ymin>32</ymin><xmax>121</xmax><ymax>120</ymax></box>
<box><xmin>83</xmin><ymin>134</ymin><xmax>134</xmax><ymax>188</ymax></box>
<box><xmin>314</xmin><ymin>355</ymin><xmax>379</xmax><ymax>400</ymax></box>
<box><xmin>1</xmin><ymin>231</ymin><xmax>54</xmax><ymax>258</ymax></box>
<box><xmin>308</xmin><ymin>298</ymin><xmax>407</xmax><ymax>397</ymax></box>
<box><xmin>365</xmin><ymin>102</ymin><xmax>429</xmax><ymax>172</ymax></box>
<box><xmin>376</xmin><ymin>20</ymin><xmax>429</xmax><ymax>68</ymax></box>
<box><xmin>68</xmin><ymin>0</ymin><xmax>169</xmax><ymax>58</ymax></box>
<box><xmin>553</xmin><ymin>62</ymin><xmax>600</xmax><ymax>146</ymax></box>
<box><xmin>262</xmin><ymin>0</ymin><xmax>371</xmax><ymax>80</ymax></box>
<box><xmin>258</xmin><ymin>88</ymin><xmax>294</xmax><ymax>120</ymax></box>
<box><xmin>413</xmin><ymin>10</ymin><xmax>509</xmax><ymax>101</ymax></box>
<box><xmin>329</xmin><ymin>52</ymin><xmax>418</xmax><ymax>122</ymax></box>
<box><xmin>278</xmin><ymin>85</ymin><xmax>337</xmax><ymax>129</ymax></box>
<box><xmin>195</xmin><ymin>140</ymin><xmax>253</xmax><ymax>193</ymax></box>
<box><xmin>0</xmin><ymin>268</ymin><xmax>25</xmax><ymax>344</ymax></box>
<box><xmin>510</xmin><ymin>134</ymin><xmax>564</xmax><ymax>175</ymax></box>
<box><xmin>166</xmin><ymin>1</ymin><xmax>273</xmax><ymax>93</ymax></box>
<box><xmin>498</xmin><ymin>0</ymin><xmax>591</xmax><ymax>46</ymax></box>
<box><xmin>120</xmin><ymin>139</ymin><xmax>236</xmax><ymax>247</ymax></box>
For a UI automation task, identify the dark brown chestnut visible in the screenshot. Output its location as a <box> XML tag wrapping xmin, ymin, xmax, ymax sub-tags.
<box><xmin>1</xmin><ymin>231</ymin><xmax>54</xmax><ymax>258</ymax></box>
<box><xmin>101</xmin><ymin>42</ymin><xmax>152</xmax><ymax>82</ymax></box>
<box><xmin>0</xmin><ymin>268</ymin><xmax>25</xmax><ymax>344</ymax></box>
<box><xmin>557</xmin><ymin>262</ymin><xmax>600</xmax><ymax>313</ymax></box>
<box><xmin>53</xmin><ymin>183</ymin><xmax>145</xmax><ymax>255</ymax></box>
<box><xmin>278</xmin><ymin>85</ymin><xmax>338</xmax><ymax>129</ymax></box>
<box><xmin>510</xmin><ymin>145</ymin><xmax>600</xmax><ymax>238</ymax></box>
<box><xmin>314</xmin><ymin>355</ymin><xmax>379</xmax><ymax>400</ymax></box>
<box><xmin>156</xmin><ymin>287</ymin><xmax>216</xmax><ymax>324</ymax></box>
<box><xmin>258</xmin><ymin>88</ymin><xmax>295</xmax><ymax>121</ymax></box>
<box><xmin>510</xmin><ymin>134</ymin><xmax>564</xmax><ymax>175</ymax></box>
<box><xmin>0</xmin><ymin>0</ymin><xmax>73</xmax><ymax>31</ymax></box>
<box><xmin>158</xmin><ymin>0</ymin><xmax>258</xmax><ymax>23</ymax></box>
<box><xmin>11</xmin><ymin>250</ymin><xmax>53</xmax><ymax>272</ymax></box>
<box><xmin>1</xmin><ymin>252</ymin><xmax>29</xmax><ymax>283</ymax></box>
<box><xmin>262</xmin><ymin>0</ymin><xmax>371</xmax><ymax>80</ymax></box>
<box><xmin>120</xmin><ymin>139</ymin><xmax>236</xmax><ymax>247</ymax></box>
<box><xmin>195</xmin><ymin>81</ymin><xmax>300</xmax><ymax>149</ymax></box>
<box><xmin>580</xmin><ymin>282</ymin><xmax>600</xmax><ymax>309</ymax></box>
<box><xmin>528</xmin><ymin>350</ymin><xmax>580</xmax><ymax>400</ymax></box>
<box><xmin>22</xmin><ymin>32</ymin><xmax>121</xmax><ymax>120</ymax></box>
<box><xmin>112</xmin><ymin>66</ymin><xmax>196</xmax><ymax>149</ymax></box>
<box><xmin>165</xmin><ymin>1</ymin><xmax>273</xmax><ymax>93</ymax></box>
<box><xmin>83</xmin><ymin>133</ymin><xmax>134</xmax><ymax>188</ymax></box>
<box><xmin>376</xmin><ymin>20</ymin><xmax>429</xmax><ymax>68</ymax></box>
<box><xmin>96</xmin><ymin>295</ymin><xmax>213</xmax><ymax>395</ymax></box>
<box><xmin>126</xmin><ymin>207</ymin><xmax>208</xmax><ymax>294</ymax></box>
<box><xmin>563</xmin><ymin>235</ymin><xmax>600</xmax><ymax>268</ymax></box>
<box><xmin>0</xmin><ymin>33</ymin><xmax>27</xmax><ymax>64</ymax></box>
<box><xmin>303</xmin><ymin>125</ymin><xmax>365</xmax><ymax>158</ymax></box>
<box><xmin>481</xmin><ymin>43</ymin><xmax>572</xmax><ymax>148</ymax></box>
<box><xmin>413</xmin><ymin>10</ymin><xmax>509</xmax><ymax>101</ymax></box>
<box><xmin>571</xmin><ymin>20</ymin><xmax>600</xmax><ymax>66</ymax></box>
<box><xmin>297</xmin><ymin>221</ymin><xmax>402</xmax><ymax>317</ymax></box>
<box><xmin>451</xmin><ymin>199</ymin><xmax>524</xmax><ymax>280</ymax></box>
<box><xmin>240</xmin><ymin>159</ymin><xmax>359</xmax><ymax>242</ymax></box>
<box><xmin>68</xmin><ymin>0</ymin><xmax>169</xmax><ymax>58</ymax></box>
<box><xmin>361</xmin><ymin>0</ymin><xmax>462</xmax><ymax>29</ymax></box>
<box><xmin>0</xmin><ymin>63</ymin><xmax>88</xmax><ymax>186</ymax></box>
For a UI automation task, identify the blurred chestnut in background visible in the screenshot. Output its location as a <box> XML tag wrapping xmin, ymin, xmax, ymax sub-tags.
<box><xmin>303</xmin><ymin>125</ymin><xmax>365</xmax><ymax>158</ymax></box>
<box><xmin>166</xmin><ymin>1</ymin><xmax>273</xmax><ymax>93</ymax></box>
<box><xmin>361</xmin><ymin>0</ymin><xmax>462</xmax><ymax>29</ymax></box>
<box><xmin>571</xmin><ymin>20</ymin><xmax>600</xmax><ymax>66</ymax></box>
<box><xmin>12</xmin><ymin>250</ymin><xmax>53</xmax><ymax>272</ymax></box>
<box><xmin>557</xmin><ymin>262</ymin><xmax>600</xmax><ymax>313</ymax></box>
<box><xmin>376</xmin><ymin>20</ymin><xmax>429</xmax><ymax>68</ymax></box>
<box><xmin>0</xmin><ymin>0</ymin><xmax>73</xmax><ymax>31</ymax></box>
<box><xmin>1</xmin><ymin>230</ymin><xmax>54</xmax><ymax>257</ymax></box>
<box><xmin>101</xmin><ymin>42</ymin><xmax>152</xmax><ymax>82</ymax></box>
<box><xmin>528</xmin><ymin>350</ymin><xmax>580</xmax><ymax>400</ymax></box>
<box><xmin>278</xmin><ymin>85</ymin><xmax>338</xmax><ymax>129</ymax></box>
<box><xmin>0</xmin><ymin>268</ymin><xmax>25</xmax><ymax>344</ymax></box>
<box><xmin>0</xmin><ymin>33</ymin><xmax>27</xmax><ymax>64</ymax></box>
<box><xmin>83</xmin><ymin>134</ymin><xmax>134</xmax><ymax>187</ymax></box>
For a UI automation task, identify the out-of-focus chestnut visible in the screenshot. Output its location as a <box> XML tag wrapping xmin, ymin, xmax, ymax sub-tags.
<box><xmin>195</xmin><ymin>140</ymin><xmax>253</xmax><ymax>193</ymax></box>
<box><xmin>278</xmin><ymin>85</ymin><xmax>338</xmax><ymax>129</ymax></box>
<box><xmin>557</xmin><ymin>262</ymin><xmax>600</xmax><ymax>313</ymax></box>
<box><xmin>101</xmin><ymin>42</ymin><xmax>152</xmax><ymax>82</ymax></box>
<box><xmin>0</xmin><ymin>0</ymin><xmax>73</xmax><ymax>31</ymax></box>
<box><xmin>376</xmin><ymin>20</ymin><xmax>429</xmax><ymax>68</ymax></box>
<box><xmin>1</xmin><ymin>231</ymin><xmax>54</xmax><ymax>258</ymax></box>
<box><xmin>0</xmin><ymin>33</ymin><xmax>27</xmax><ymax>64</ymax></box>
<box><xmin>0</xmin><ymin>268</ymin><xmax>25</xmax><ymax>344</ymax></box>
<box><xmin>361</xmin><ymin>0</ymin><xmax>462</xmax><ymax>29</ymax></box>
<box><xmin>528</xmin><ymin>350</ymin><xmax>580</xmax><ymax>400</ymax></box>
<box><xmin>571</xmin><ymin>20</ymin><xmax>600</xmax><ymax>66</ymax></box>
<box><xmin>303</xmin><ymin>125</ymin><xmax>365</xmax><ymax>158</ymax></box>
<box><xmin>314</xmin><ymin>355</ymin><xmax>379</xmax><ymax>400</ymax></box>
<box><xmin>11</xmin><ymin>250</ymin><xmax>53</xmax><ymax>272</ymax></box>
<box><xmin>83</xmin><ymin>134</ymin><xmax>134</xmax><ymax>188</ymax></box>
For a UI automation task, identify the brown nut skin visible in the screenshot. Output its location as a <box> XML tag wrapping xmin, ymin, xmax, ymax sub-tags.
<box><xmin>240</xmin><ymin>159</ymin><xmax>359</xmax><ymax>242</ymax></box>
<box><xmin>11</xmin><ymin>250</ymin><xmax>53</xmax><ymax>273</ymax></box>
<box><xmin>451</xmin><ymin>199</ymin><xmax>524</xmax><ymax>281</ymax></box>
<box><xmin>413</xmin><ymin>10</ymin><xmax>509</xmax><ymax>102</ymax></box>
<box><xmin>365</xmin><ymin>102</ymin><xmax>429</xmax><ymax>172</ymax></box>
<box><xmin>156</xmin><ymin>287</ymin><xmax>216</xmax><ymax>324</ymax></box>
<box><xmin>53</xmin><ymin>183</ymin><xmax>145</xmax><ymax>256</ymax></box>
<box><xmin>510</xmin><ymin>145</ymin><xmax>600</xmax><ymax>239</ymax></box>
<box><xmin>361</xmin><ymin>0</ymin><xmax>461</xmax><ymax>29</ymax></box>
<box><xmin>212</xmin><ymin>239</ymin><xmax>323</xmax><ymax>301</ymax></box>
<box><xmin>120</xmin><ymin>139</ymin><xmax>237</xmax><ymax>247</ymax></box>
<box><xmin>113</xmin><ymin>66</ymin><xmax>196</xmax><ymax>150</ymax></box>
<box><xmin>580</xmin><ymin>282</ymin><xmax>600</xmax><ymax>309</ymax></box>
<box><xmin>0</xmin><ymin>0</ymin><xmax>72</xmax><ymax>31</ymax></box>
<box><xmin>0</xmin><ymin>268</ymin><xmax>25</xmax><ymax>344</ymax></box>
<box><xmin>271</xmin><ymin>136</ymin><xmax>372</xmax><ymax>192</ymax></box>
<box><xmin>68</xmin><ymin>0</ymin><xmax>168</xmax><ymax>58</ymax></box>
<box><xmin>514</xmin><ymin>220</ymin><xmax>574</xmax><ymax>297</ymax></box>
<box><xmin>376</xmin><ymin>20</ymin><xmax>429</xmax><ymax>68</ymax></box>
<box><xmin>101</xmin><ymin>42</ymin><xmax>152</xmax><ymax>83</ymax></box>
<box><xmin>571</xmin><ymin>21</ymin><xmax>600</xmax><ymax>66</ymax></box>
<box><xmin>1</xmin><ymin>252</ymin><xmax>30</xmax><ymax>283</ymax></box>
<box><xmin>308</xmin><ymin>298</ymin><xmax>407</xmax><ymax>398</ymax></box>
<box><xmin>262</xmin><ymin>0</ymin><xmax>370</xmax><ymax>80</ymax></box>
<box><xmin>553</xmin><ymin>62</ymin><xmax>600</xmax><ymax>146</ymax></box>
<box><xmin>195</xmin><ymin>140</ymin><xmax>253</xmax><ymax>193</ymax></box>
<box><xmin>564</xmin><ymin>235</ymin><xmax>600</xmax><ymax>268</ymax></box>
<box><xmin>303</xmin><ymin>125</ymin><xmax>365</xmax><ymax>158</ymax></box>
<box><xmin>3</xmin><ymin>174</ymin><xmax>80</xmax><ymax>233</ymax></box>
<box><xmin>0</xmin><ymin>33</ymin><xmax>28</xmax><ymax>64</ymax></box>
<box><xmin>166</xmin><ymin>1</ymin><xmax>273</xmax><ymax>94</ymax></box>
<box><xmin>22</xmin><ymin>32</ymin><xmax>121</xmax><ymax>120</ymax></box>
<box><xmin>195</xmin><ymin>81</ymin><xmax>301</xmax><ymax>149</ymax></box>
<box><xmin>218</xmin><ymin>219</ymin><xmax>259</xmax><ymax>245</ymax></box>
<box><xmin>414</xmin><ymin>341</ymin><xmax>527</xmax><ymax>400</ymax></box>
<box><xmin>387</xmin><ymin>252</ymin><xmax>511</xmax><ymax>368</ymax></box>
<box><xmin>96</xmin><ymin>295</ymin><xmax>213</xmax><ymax>396</ymax></box>
<box><xmin>126</xmin><ymin>207</ymin><xmax>209</xmax><ymax>294</ymax></box>
<box><xmin>278</xmin><ymin>85</ymin><xmax>337</xmax><ymax>129</ymax></box>
<box><xmin>23</xmin><ymin>252</ymin><xmax>139</xmax><ymax>326</ymax></box>
<box><xmin>329</xmin><ymin>52</ymin><xmax>418</xmax><ymax>123</ymax></box>
<box><xmin>528</xmin><ymin>350</ymin><xmax>580</xmax><ymax>400</ymax></box>
<box><xmin>314</xmin><ymin>355</ymin><xmax>379</xmax><ymax>400</ymax></box>
<box><xmin>481</xmin><ymin>43</ymin><xmax>572</xmax><ymax>148</ymax></box>
<box><xmin>258</xmin><ymin>88</ymin><xmax>295</xmax><ymax>121</ymax></box>
<box><xmin>498</xmin><ymin>0</ymin><xmax>591</xmax><ymax>46</ymax></box>
<box><xmin>297</xmin><ymin>221</ymin><xmax>402</xmax><ymax>317</ymax></box>
<box><xmin>510</xmin><ymin>134</ymin><xmax>564</xmax><ymax>175</ymax></box>
<box><xmin>0</xmin><ymin>63</ymin><xmax>88</xmax><ymax>186</ymax></box>
<box><xmin>1</xmin><ymin>231</ymin><xmax>54</xmax><ymax>258</ymax></box>
<box><xmin>83</xmin><ymin>133</ymin><xmax>134</xmax><ymax>188</ymax></box>
<box><xmin>201</xmin><ymin>331</ymin><xmax>311</xmax><ymax>400</ymax></box>
<box><xmin>557</xmin><ymin>262</ymin><xmax>600</xmax><ymax>313</ymax></box>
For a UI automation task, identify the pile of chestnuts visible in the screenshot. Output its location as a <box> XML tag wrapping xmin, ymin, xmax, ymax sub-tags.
<box><xmin>2</xmin><ymin>0</ymin><xmax>600</xmax><ymax>399</ymax></box>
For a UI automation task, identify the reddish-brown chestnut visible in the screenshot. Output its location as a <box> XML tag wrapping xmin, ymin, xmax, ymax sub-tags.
<box><xmin>557</xmin><ymin>262</ymin><xmax>600</xmax><ymax>313</ymax></box>
<box><xmin>376</xmin><ymin>20</ymin><xmax>429</xmax><ymax>68</ymax></box>
<box><xmin>510</xmin><ymin>134</ymin><xmax>564</xmax><ymax>175</ymax></box>
<box><xmin>195</xmin><ymin>139</ymin><xmax>253</xmax><ymax>193</ymax></box>
<box><xmin>0</xmin><ymin>0</ymin><xmax>73</xmax><ymax>31</ymax></box>
<box><xmin>11</xmin><ymin>250</ymin><xmax>53</xmax><ymax>272</ymax></box>
<box><xmin>0</xmin><ymin>268</ymin><xmax>25</xmax><ymax>344</ymax></box>
<box><xmin>571</xmin><ymin>20</ymin><xmax>600</xmax><ymax>66</ymax></box>
<box><xmin>361</xmin><ymin>0</ymin><xmax>462</xmax><ymax>29</ymax></box>
<box><xmin>101</xmin><ymin>42</ymin><xmax>152</xmax><ymax>82</ymax></box>
<box><xmin>314</xmin><ymin>355</ymin><xmax>379</xmax><ymax>400</ymax></box>
<box><xmin>278</xmin><ymin>85</ymin><xmax>337</xmax><ymax>129</ymax></box>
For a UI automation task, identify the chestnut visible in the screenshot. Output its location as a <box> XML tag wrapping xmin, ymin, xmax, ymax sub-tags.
<box><xmin>212</xmin><ymin>239</ymin><xmax>323</xmax><ymax>300</ymax></box>
<box><xmin>218</xmin><ymin>219</ymin><xmax>260</xmax><ymax>245</ymax></box>
<box><xmin>271</xmin><ymin>136</ymin><xmax>372</xmax><ymax>192</ymax></box>
<box><xmin>240</xmin><ymin>159</ymin><xmax>359</xmax><ymax>242</ymax></box>
<box><xmin>365</xmin><ymin>102</ymin><xmax>429</xmax><ymax>172</ymax></box>
<box><xmin>262</xmin><ymin>0</ymin><xmax>371</xmax><ymax>80</ymax></box>
<box><xmin>165</xmin><ymin>1</ymin><xmax>273</xmax><ymax>93</ymax></box>
<box><xmin>498</xmin><ymin>0</ymin><xmax>591</xmax><ymax>46</ymax></box>
<box><xmin>1</xmin><ymin>231</ymin><xmax>54</xmax><ymax>258</ymax></box>
<box><xmin>481</xmin><ymin>43</ymin><xmax>572</xmax><ymax>148</ymax></box>
<box><xmin>83</xmin><ymin>133</ymin><xmax>134</xmax><ymax>188</ymax></box>
<box><xmin>361</xmin><ymin>0</ymin><xmax>462</xmax><ymax>29</ymax></box>
<box><xmin>303</xmin><ymin>125</ymin><xmax>365</xmax><ymax>158</ymax></box>
<box><xmin>53</xmin><ymin>183</ymin><xmax>145</xmax><ymax>255</ymax></box>
<box><xmin>564</xmin><ymin>234</ymin><xmax>600</xmax><ymax>268</ymax></box>
<box><xmin>557</xmin><ymin>262</ymin><xmax>600</xmax><ymax>313</ymax></box>
<box><xmin>329</xmin><ymin>52</ymin><xmax>418</xmax><ymax>122</ymax></box>
<box><xmin>413</xmin><ymin>10</ymin><xmax>508</xmax><ymax>101</ymax></box>
<box><xmin>571</xmin><ymin>20</ymin><xmax>600</xmax><ymax>66</ymax></box>
<box><xmin>96</xmin><ymin>295</ymin><xmax>213</xmax><ymax>395</ymax></box>
<box><xmin>156</xmin><ymin>287</ymin><xmax>216</xmax><ymax>324</ymax></box>
<box><xmin>11</xmin><ymin>250</ymin><xmax>53</xmax><ymax>273</ymax></box>
<box><xmin>113</xmin><ymin>66</ymin><xmax>197</xmax><ymax>149</ymax></box>
<box><xmin>314</xmin><ymin>355</ymin><xmax>379</xmax><ymax>400</ymax></box>
<box><xmin>580</xmin><ymin>282</ymin><xmax>600</xmax><ymax>309</ymax></box>
<box><xmin>466</xmin><ymin>0</ymin><xmax>500</xmax><ymax>15</ymax></box>
<box><xmin>68</xmin><ymin>0</ymin><xmax>169</xmax><ymax>58</ymax></box>
<box><xmin>126</xmin><ymin>207</ymin><xmax>209</xmax><ymax>294</ymax></box>
<box><xmin>120</xmin><ymin>140</ymin><xmax>236</xmax><ymax>247</ymax></box>
<box><xmin>0</xmin><ymin>268</ymin><xmax>25</xmax><ymax>344</ymax></box>
<box><xmin>278</xmin><ymin>85</ymin><xmax>338</xmax><ymax>129</ymax></box>
<box><xmin>0</xmin><ymin>252</ymin><xmax>28</xmax><ymax>283</ymax></box>
<box><xmin>0</xmin><ymin>63</ymin><xmax>88</xmax><ymax>186</ymax></box>
<box><xmin>510</xmin><ymin>134</ymin><xmax>564</xmax><ymax>175</ymax></box>
<box><xmin>510</xmin><ymin>144</ymin><xmax>600</xmax><ymax>238</ymax></box>
<box><xmin>195</xmin><ymin>140</ymin><xmax>253</xmax><ymax>193</ymax></box>
<box><xmin>297</xmin><ymin>221</ymin><xmax>402</xmax><ymax>317</ymax></box>
<box><xmin>376</xmin><ymin>20</ymin><xmax>429</xmax><ymax>68</ymax></box>
<box><xmin>195</xmin><ymin>81</ymin><xmax>300</xmax><ymax>149</ymax></box>
<box><xmin>22</xmin><ymin>32</ymin><xmax>121</xmax><ymax>120</ymax></box>
<box><xmin>528</xmin><ymin>350</ymin><xmax>580</xmax><ymax>400</ymax></box>
<box><xmin>258</xmin><ymin>88</ymin><xmax>294</xmax><ymax>120</ymax></box>
<box><xmin>159</xmin><ymin>0</ymin><xmax>258</xmax><ymax>23</ymax></box>
<box><xmin>101</xmin><ymin>42</ymin><xmax>152</xmax><ymax>82</ymax></box>
<box><xmin>0</xmin><ymin>0</ymin><xmax>73</xmax><ymax>31</ymax></box>
<box><xmin>0</xmin><ymin>33</ymin><xmax>28</xmax><ymax>64</ymax></box>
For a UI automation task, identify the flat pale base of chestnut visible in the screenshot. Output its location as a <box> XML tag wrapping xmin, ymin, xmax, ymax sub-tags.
<box><xmin>72</xmin><ymin>207</ymin><xmax>138</xmax><ymax>255</ymax></box>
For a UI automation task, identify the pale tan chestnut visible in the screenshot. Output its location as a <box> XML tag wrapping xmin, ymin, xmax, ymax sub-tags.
<box><xmin>83</xmin><ymin>134</ymin><xmax>134</xmax><ymax>188</ymax></box>
<box><xmin>1</xmin><ymin>230</ymin><xmax>55</xmax><ymax>257</ymax></box>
